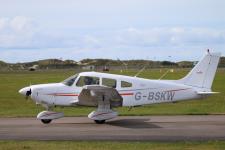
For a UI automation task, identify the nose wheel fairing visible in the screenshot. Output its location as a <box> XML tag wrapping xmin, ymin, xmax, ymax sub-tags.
<box><xmin>37</xmin><ymin>111</ymin><xmax>64</xmax><ymax>124</ymax></box>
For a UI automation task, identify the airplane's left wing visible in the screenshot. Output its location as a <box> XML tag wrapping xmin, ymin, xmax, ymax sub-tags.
<box><xmin>77</xmin><ymin>85</ymin><xmax>123</xmax><ymax>107</ymax></box>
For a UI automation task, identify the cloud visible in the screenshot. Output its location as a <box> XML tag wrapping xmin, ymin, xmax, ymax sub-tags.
<box><xmin>0</xmin><ymin>16</ymin><xmax>103</xmax><ymax>50</ymax></box>
<box><xmin>0</xmin><ymin>18</ymin><xmax>8</xmax><ymax>30</ymax></box>
<box><xmin>115</xmin><ymin>27</ymin><xmax>225</xmax><ymax>47</ymax></box>
<box><xmin>0</xmin><ymin>16</ymin><xmax>38</xmax><ymax>48</ymax></box>
<box><xmin>0</xmin><ymin>20</ymin><xmax>224</xmax><ymax>63</ymax></box>
<box><xmin>0</xmin><ymin>16</ymin><xmax>36</xmax><ymax>34</ymax></box>
<box><xmin>9</xmin><ymin>16</ymin><xmax>31</xmax><ymax>32</ymax></box>
<box><xmin>0</xmin><ymin>17</ymin><xmax>224</xmax><ymax>50</ymax></box>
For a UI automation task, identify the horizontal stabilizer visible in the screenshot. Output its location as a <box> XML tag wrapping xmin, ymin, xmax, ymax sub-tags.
<box><xmin>197</xmin><ymin>91</ymin><xmax>220</xmax><ymax>95</ymax></box>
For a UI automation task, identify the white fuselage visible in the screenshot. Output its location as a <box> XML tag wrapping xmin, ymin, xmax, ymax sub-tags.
<box><xmin>20</xmin><ymin>72</ymin><xmax>202</xmax><ymax>108</ymax></box>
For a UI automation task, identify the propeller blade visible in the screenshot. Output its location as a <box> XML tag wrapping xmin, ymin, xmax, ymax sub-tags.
<box><xmin>25</xmin><ymin>88</ymin><xmax>32</xmax><ymax>100</ymax></box>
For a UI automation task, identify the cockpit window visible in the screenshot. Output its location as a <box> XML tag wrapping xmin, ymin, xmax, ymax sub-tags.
<box><xmin>121</xmin><ymin>81</ymin><xmax>132</xmax><ymax>88</ymax></box>
<box><xmin>76</xmin><ymin>76</ymin><xmax>99</xmax><ymax>87</ymax></box>
<box><xmin>102</xmin><ymin>78</ymin><xmax>117</xmax><ymax>88</ymax></box>
<box><xmin>62</xmin><ymin>74</ymin><xmax>78</xmax><ymax>86</ymax></box>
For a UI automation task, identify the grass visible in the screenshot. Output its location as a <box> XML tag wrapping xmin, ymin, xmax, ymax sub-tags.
<box><xmin>0</xmin><ymin>68</ymin><xmax>224</xmax><ymax>117</ymax></box>
<box><xmin>0</xmin><ymin>141</ymin><xmax>225</xmax><ymax>150</ymax></box>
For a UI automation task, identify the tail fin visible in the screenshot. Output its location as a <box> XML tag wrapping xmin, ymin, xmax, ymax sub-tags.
<box><xmin>178</xmin><ymin>51</ymin><xmax>221</xmax><ymax>89</ymax></box>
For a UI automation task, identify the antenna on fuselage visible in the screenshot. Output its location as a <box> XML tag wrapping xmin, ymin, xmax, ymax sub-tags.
<box><xmin>158</xmin><ymin>70</ymin><xmax>170</xmax><ymax>80</ymax></box>
<box><xmin>158</xmin><ymin>55</ymin><xmax>175</xmax><ymax>80</ymax></box>
<box><xmin>134</xmin><ymin>57</ymin><xmax>150</xmax><ymax>77</ymax></box>
<box><xmin>134</xmin><ymin>66</ymin><xmax>147</xmax><ymax>77</ymax></box>
<box><xmin>117</xmin><ymin>58</ymin><xmax>128</xmax><ymax>71</ymax></box>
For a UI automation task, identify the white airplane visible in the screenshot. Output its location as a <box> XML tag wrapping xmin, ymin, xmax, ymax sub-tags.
<box><xmin>19</xmin><ymin>51</ymin><xmax>221</xmax><ymax>124</ymax></box>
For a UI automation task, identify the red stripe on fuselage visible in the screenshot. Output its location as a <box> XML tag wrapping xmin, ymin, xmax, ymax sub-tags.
<box><xmin>47</xmin><ymin>93</ymin><xmax>134</xmax><ymax>97</ymax></box>
<box><xmin>47</xmin><ymin>93</ymin><xmax>79</xmax><ymax>96</ymax></box>
<box><xmin>119</xmin><ymin>93</ymin><xmax>134</xmax><ymax>96</ymax></box>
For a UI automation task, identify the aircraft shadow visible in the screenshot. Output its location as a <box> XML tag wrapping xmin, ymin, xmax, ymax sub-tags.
<box><xmin>53</xmin><ymin>118</ymin><xmax>161</xmax><ymax>129</ymax></box>
<box><xmin>107</xmin><ymin>118</ymin><xmax>161</xmax><ymax>129</ymax></box>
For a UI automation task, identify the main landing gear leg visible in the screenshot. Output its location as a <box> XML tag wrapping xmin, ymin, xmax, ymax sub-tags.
<box><xmin>88</xmin><ymin>95</ymin><xmax>118</xmax><ymax>124</ymax></box>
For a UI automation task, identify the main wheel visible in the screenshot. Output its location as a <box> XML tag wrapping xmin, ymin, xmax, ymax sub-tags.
<box><xmin>41</xmin><ymin>119</ymin><xmax>52</xmax><ymax>124</ymax></box>
<box><xmin>94</xmin><ymin>120</ymin><xmax>105</xmax><ymax>124</ymax></box>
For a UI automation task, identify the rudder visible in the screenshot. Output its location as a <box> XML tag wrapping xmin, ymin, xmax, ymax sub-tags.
<box><xmin>178</xmin><ymin>51</ymin><xmax>221</xmax><ymax>89</ymax></box>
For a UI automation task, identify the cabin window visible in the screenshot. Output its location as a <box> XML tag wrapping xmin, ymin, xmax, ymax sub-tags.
<box><xmin>76</xmin><ymin>76</ymin><xmax>99</xmax><ymax>87</ymax></box>
<box><xmin>121</xmin><ymin>81</ymin><xmax>132</xmax><ymax>88</ymax></box>
<box><xmin>102</xmin><ymin>78</ymin><xmax>117</xmax><ymax>88</ymax></box>
<box><xmin>62</xmin><ymin>74</ymin><xmax>78</xmax><ymax>86</ymax></box>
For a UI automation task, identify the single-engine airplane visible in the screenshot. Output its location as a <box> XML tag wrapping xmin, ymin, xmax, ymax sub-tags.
<box><xmin>19</xmin><ymin>51</ymin><xmax>221</xmax><ymax>124</ymax></box>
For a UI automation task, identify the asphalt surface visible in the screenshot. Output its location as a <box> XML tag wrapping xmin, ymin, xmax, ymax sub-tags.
<box><xmin>0</xmin><ymin>115</ymin><xmax>225</xmax><ymax>141</ymax></box>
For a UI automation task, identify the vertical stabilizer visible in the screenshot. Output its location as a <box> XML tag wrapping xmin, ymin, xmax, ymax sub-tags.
<box><xmin>178</xmin><ymin>51</ymin><xmax>221</xmax><ymax>89</ymax></box>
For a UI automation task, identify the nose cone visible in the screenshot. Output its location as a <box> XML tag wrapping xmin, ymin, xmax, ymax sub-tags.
<box><xmin>19</xmin><ymin>86</ymin><xmax>30</xmax><ymax>96</ymax></box>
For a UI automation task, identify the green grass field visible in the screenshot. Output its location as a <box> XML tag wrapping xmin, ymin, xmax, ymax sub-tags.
<box><xmin>0</xmin><ymin>68</ymin><xmax>224</xmax><ymax>117</ymax></box>
<box><xmin>0</xmin><ymin>141</ymin><xmax>225</xmax><ymax>150</ymax></box>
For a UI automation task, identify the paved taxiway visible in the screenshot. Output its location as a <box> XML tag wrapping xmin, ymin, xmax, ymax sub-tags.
<box><xmin>0</xmin><ymin>115</ymin><xmax>225</xmax><ymax>141</ymax></box>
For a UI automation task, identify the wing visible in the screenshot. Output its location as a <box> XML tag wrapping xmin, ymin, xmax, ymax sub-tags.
<box><xmin>77</xmin><ymin>85</ymin><xmax>123</xmax><ymax>107</ymax></box>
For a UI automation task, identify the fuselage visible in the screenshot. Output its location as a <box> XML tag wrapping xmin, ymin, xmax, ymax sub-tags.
<box><xmin>18</xmin><ymin>52</ymin><xmax>220</xmax><ymax>124</ymax></box>
<box><xmin>19</xmin><ymin>71</ymin><xmax>202</xmax><ymax>107</ymax></box>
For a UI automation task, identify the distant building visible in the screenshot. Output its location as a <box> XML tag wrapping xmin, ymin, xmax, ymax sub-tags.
<box><xmin>82</xmin><ymin>65</ymin><xmax>95</xmax><ymax>70</ymax></box>
<box><xmin>29</xmin><ymin>65</ymin><xmax>39</xmax><ymax>71</ymax></box>
<box><xmin>102</xmin><ymin>66</ymin><xmax>109</xmax><ymax>71</ymax></box>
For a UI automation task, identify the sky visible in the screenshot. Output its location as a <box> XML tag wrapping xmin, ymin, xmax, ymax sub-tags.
<box><xmin>0</xmin><ymin>0</ymin><xmax>225</xmax><ymax>63</ymax></box>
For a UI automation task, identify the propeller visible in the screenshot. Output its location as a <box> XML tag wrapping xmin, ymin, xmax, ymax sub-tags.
<box><xmin>25</xmin><ymin>88</ymin><xmax>32</xmax><ymax>99</ymax></box>
<box><xmin>19</xmin><ymin>86</ymin><xmax>32</xmax><ymax>100</ymax></box>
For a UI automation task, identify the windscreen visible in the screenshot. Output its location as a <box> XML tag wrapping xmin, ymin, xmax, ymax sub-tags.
<box><xmin>62</xmin><ymin>74</ymin><xmax>78</xmax><ymax>86</ymax></box>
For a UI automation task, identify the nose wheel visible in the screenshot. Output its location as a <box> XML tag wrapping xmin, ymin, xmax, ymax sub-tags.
<box><xmin>94</xmin><ymin>120</ymin><xmax>105</xmax><ymax>124</ymax></box>
<box><xmin>41</xmin><ymin>119</ymin><xmax>52</xmax><ymax>124</ymax></box>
